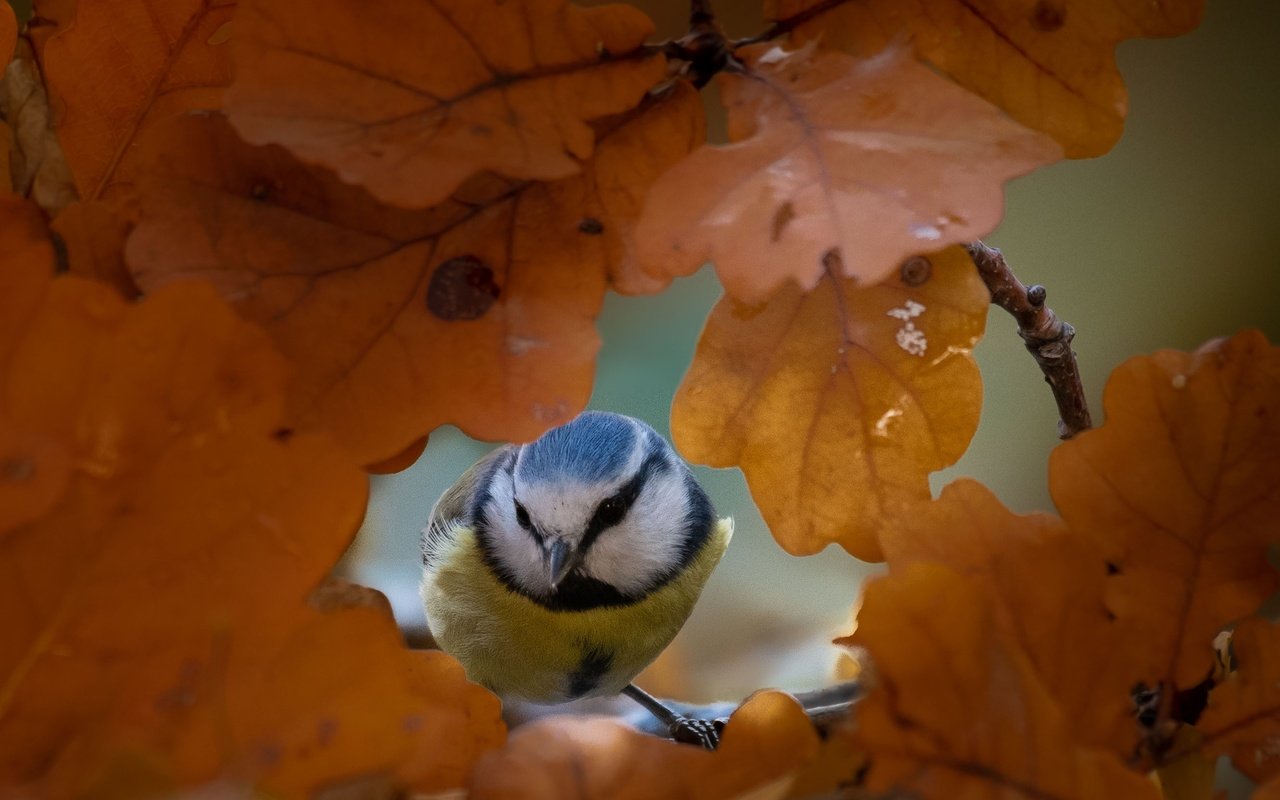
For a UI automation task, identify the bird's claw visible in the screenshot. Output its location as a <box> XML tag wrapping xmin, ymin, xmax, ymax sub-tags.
<box><xmin>670</xmin><ymin>715</ymin><xmax>726</xmax><ymax>749</ymax></box>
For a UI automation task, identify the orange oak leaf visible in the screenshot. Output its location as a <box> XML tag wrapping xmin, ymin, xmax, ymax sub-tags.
<box><xmin>225</xmin><ymin>0</ymin><xmax>666</xmax><ymax>209</ymax></box>
<box><xmin>672</xmin><ymin>245</ymin><xmax>988</xmax><ymax>561</ymax></box>
<box><xmin>879</xmin><ymin>479</ymin><xmax>1141</xmax><ymax>758</ymax></box>
<box><xmin>0</xmin><ymin>195</ymin><xmax>55</xmax><ymax>360</ymax></box>
<box><xmin>50</xmin><ymin>201</ymin><xmax>141</xmax><ymax>299</ymax></box>
<box><xmin>366</xmin><ymin>435</ymin><xmax>429</xmax><ymax>475</ymax></box>
<box><xmin>128</xmin><ymin>83</ymin><xmax>703</xmax><ymax>464</ymax></box>
<box><xmin>0</xmin><ymin>197</ymin><xmax>69</xmax><ymax>533</ymax></box>
<box><xmin>39</xmin><ymin>0</ymin><xmax>235</xmax><ymax>206</ymax></box>
<box><xmin>1192</xmin><ymin>617</ymin><xmax>1280</xmax><ymax>784</ymax></box>
<box><xmin>468</xmin><ymin>690</ymin><xmax>819</xmax><ymax>800</ymax></box>
<box><xmin>766</xmin><ymin>0</ymin><xmax>1205</xmax><ymax>158</ymax></box>
<box><xmin>1</xmin><ymin>2</ymin><xmax>15</xmax><ymax>68</ymax></box>
<box><xmin>845</xmin><ymin>563</ymin><xmax>1159</xmax><ymax>799</ymax></box>
<box><xmin>1049</xmin><ymin>330</ymin><xmax>1280</xmax><ymax>691</ymax></box>
<box><xmin>0</xmin><ymin>254</ymin><xmax>503</xmax><ymax>793</ymax></box>
<box><xmin>634</xmin><ymin>43</ymin><xmax>1060</xmax><ymax>305</ymax></box>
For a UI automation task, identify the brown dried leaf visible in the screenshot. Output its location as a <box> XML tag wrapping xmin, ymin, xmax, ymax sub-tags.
<box><xmin>635</xmin><ymin>44</ymin><xmax>1059</xmax><ymax>304</ymax></box>
<box><xmin>1049</xmin><ymin>330</ymin><xmax>1280</xmax><ymax>691</ymax></box>
<box><xmin>672</xmin><ymin>246</ymin><xmax>988</xmax><ymax>560</ymax></box>
<box><xmin>128</xmin><ymin>84</ymin><xmax>703</xmax><ymax>463</ymax></box>
<box><xmin>766</xmin><ymin>0</ymin><xmax>1205</xmax><ymax>158</ymax></box>
<box><xmin>468</xmin><ymin>690</ymin><xmax>819</xmax><ymax>800</ymax></box>
<box><xmin>880</xmin><ymin>479</ymin><xmax>1141</xmax><ymax>757</ymax></box>
<box><xmin>845</xmin><ymin>563</ymin><xmax>1159</xmax><ymax>799</ymax></box>
<box><xmin>0</xmin><ymin>40</ymin><xmax>78</xmax><ymax>213</ymax></box>
<box><xmin>39</xmin><ymin>0</ymin><xmax>235</xmax><ymax>206</ymax></box>
<box><xmin>226</xmin><ymin>0</ymin><xmax>666</xmax><ymax>208</ymax></box>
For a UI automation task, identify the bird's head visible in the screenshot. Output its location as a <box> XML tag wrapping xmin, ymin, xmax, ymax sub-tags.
<box><xmin>475</xmin><ymin>412</ymin><xmax>714</xmax><ymax>608</ymax></box>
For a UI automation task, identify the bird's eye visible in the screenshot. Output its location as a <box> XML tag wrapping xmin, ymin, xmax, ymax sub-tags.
<box><xmin>592</xmin><ymin>495</ymin><xmax>627</xmax><ymax>529</ymax></box>
<box><xmin>514</xmin><ymin>501</ymin><xmax>532</xmax><ymax>529</ymax></box>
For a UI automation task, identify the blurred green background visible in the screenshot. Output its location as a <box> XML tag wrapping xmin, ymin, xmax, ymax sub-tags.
<box><xmin>342</xmin><ymin>0</ymin><xmax>1280</xmax><ymax>707</ymax></box>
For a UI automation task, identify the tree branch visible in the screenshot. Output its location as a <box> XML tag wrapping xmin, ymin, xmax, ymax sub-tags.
<box><xmin>626</xmin><ymin>680</ymin><xmax>863</xmax><ymax>742</ymax></box>
<box><xmin>965</xmin><ymin>241</ymin><xmax>1093</xmax><ymax>440</ymax></box>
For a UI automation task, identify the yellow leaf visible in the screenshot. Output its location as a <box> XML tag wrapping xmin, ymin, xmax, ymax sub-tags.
<box><xmin>1050</xmin><ymin>330</ymin><xmax>1280</xmax><ymax>691</ymax></box>
<box><xmin>672</xmin><ymin>245</ymin><xmax>988</xmax><ymax>560</ymax></box>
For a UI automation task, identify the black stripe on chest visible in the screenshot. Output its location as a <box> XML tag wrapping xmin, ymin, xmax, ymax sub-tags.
<box><xmin>567</xmin><ymin>645</ymin><xmax>614</xmax><ymax>698</ymax></box>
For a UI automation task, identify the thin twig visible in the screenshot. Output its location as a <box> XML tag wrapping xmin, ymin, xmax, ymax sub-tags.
<box><xmin>965</xmin><ymin>241</ymin><xmax>1093</xmax><ymax>439</ymax></box>
<box><xmin>626</xmin><ymin>680</ymin><xmax>863</xmax><ymax>742</ymax></box>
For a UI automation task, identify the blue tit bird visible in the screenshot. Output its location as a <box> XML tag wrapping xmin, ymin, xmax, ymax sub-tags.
<box><xmin>420</xmin><ymin>411</ymin><xmax>732</xmax><ymax>747</ymax></box>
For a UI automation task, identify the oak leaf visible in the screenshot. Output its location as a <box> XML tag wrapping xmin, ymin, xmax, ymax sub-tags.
<box><xmin>672</xmin><ymin>245</ymin><xmax>988</xmax><ymax>561</ymax></box>
<box><xmin>365</xmin><ymin>435</ymin><xmax>430</xmax><ymax>476</ymax></box>
<box><xmin>0</xmin><ymin>197</ymin><xmax>66</xmax><ymax>533</ymax></box>
<box><xmin>128</xmin><ymin>83</ymin><xmax>703</xmax><ymax>463</ymax></box>
<box><xmin>766</xmin><ymin>0</ymin><xmax>1205</xmax><ymax>158</ymax></box>
<box><xmin>1193</xmin><ymin>617</ymin><xmax>1280</xmax><ymax>784</ymax></box>
<box><xmin>50</xmin><ymin>200</ymin><xmax>141</xmax><ymax>299</ymax></box>
<box><xmin>845</xmin><ymin>563</ymin><xmax>1159</xmax><ymax>799</ymax></box>
<box><xmin>0</xmin><ymin>248</ymin><xmax>503</xmax><ymax>794</ymax></box>
<box><xmin>879</xmin><ymin>479</ymin><xmax>1141</xmax><ymax>757</ymax></box>
<box><xmin>0</xmin><ymin>195</ymin><xmax>54</xmax><ymax>359</ymax></box>
<box><xmin>225</xmin><ymin>0</ymin><xmax>666</xmax><ymax>208</ymax></box>
<box><xmin>1</xmin><ymin>2</ymin><xmax>15</xmax><ymax>69</ymax></box>
<box><xmin>635</xmin><ymin>43</ymin><xmax>1059</xmax><ymax>304</ymax></box>
<box><xmin>1049</xmin><ymin>330</ymin><xmax>1280</xmax><ymax>691</ymax></box>
<box><xmin>468</xmin><ymin>690</ymin><xmax>819</xmax><ymax>800</ymax></box>
<box><xmin>38</xmin><ymin>0</ymin><xmax>234</xmax><ymax>207</ymax></box>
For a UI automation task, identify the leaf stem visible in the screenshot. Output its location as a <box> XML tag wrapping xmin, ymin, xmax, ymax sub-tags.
<box><xmin>965</xmin><ymin>241</ymin><xmax>1093</xmax><ymax>439</ymax></box>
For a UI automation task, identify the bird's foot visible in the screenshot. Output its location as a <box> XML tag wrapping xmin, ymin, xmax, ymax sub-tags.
<box><xmin>669</xmin><ymin>715</ymin><xmax>726</xmax><ymax>749</ymax></box>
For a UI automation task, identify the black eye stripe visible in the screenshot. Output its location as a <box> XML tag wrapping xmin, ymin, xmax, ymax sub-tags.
<box><xmin>579</xmin><ymin>446</ymin><xmax>668</xmax><ymax>554</ymax></box>
<box><xmin>513</xmin><ymin>499</ymin><xmax>545</xmax><ymax>547</ymax></box>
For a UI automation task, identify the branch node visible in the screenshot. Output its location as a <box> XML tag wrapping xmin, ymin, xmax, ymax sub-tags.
<box><xmin>964</xmin><ymin>241</ymin><xmax>1093</xmax><ymax>440</ymax></box>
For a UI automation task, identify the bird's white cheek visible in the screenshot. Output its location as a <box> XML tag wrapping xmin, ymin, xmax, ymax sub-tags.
<box><xmin>584</xmin><ymin>517</ymin><xmax>681</xmax><ymax>595</ymax></box>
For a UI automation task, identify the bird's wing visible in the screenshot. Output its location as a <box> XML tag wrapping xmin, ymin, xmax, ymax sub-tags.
<box><xmin>421</xmin><ymin>444</ymin><xmax>516</xmax><ymax>568</ymax></box>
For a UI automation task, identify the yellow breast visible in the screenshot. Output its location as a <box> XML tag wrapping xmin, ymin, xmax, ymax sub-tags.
<box><xmin>421</xmin><ymin>518</ymin><xmax>732</xmax><ymax>703</ymax></box>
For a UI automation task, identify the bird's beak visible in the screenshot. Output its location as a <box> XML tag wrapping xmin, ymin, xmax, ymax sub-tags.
<box><xmin>545</xmin><ymin>539</ymin><xmax>579</xmax><ymax>590</ymax></box>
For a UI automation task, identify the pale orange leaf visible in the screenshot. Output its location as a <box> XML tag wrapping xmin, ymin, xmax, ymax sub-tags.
<box><xmin>672</xmin><ymin>245</ymin><xmax>988</xmax><ymax>560</ymax></box>
<box><xmin>128</xmin><ymin>85</ymin><xmax>702</xmax><ymax>463</ymax></box>
<box><xmin>845</xmin><ymin>563</ymin><xmax>1159</xmax><ymax>799</ymax></box>
<box><xmin>766</xmin><ymin>0</ymin><xmax>1205</xmax><ymax>158</ymax></box>
<box><xmin>226</xmin><ymin>0</ymin><xmax>666</xmax><ymax>208</ymax></box>
<box><xmin>635</xmin><ymin>44</ymin><xmax>1059</xmax><ymax>304</ymax></box>
<box><xmin>1049</xmin><ymin>330</ymin><xmax>1280</xmax><ymax>691</ymax></box>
